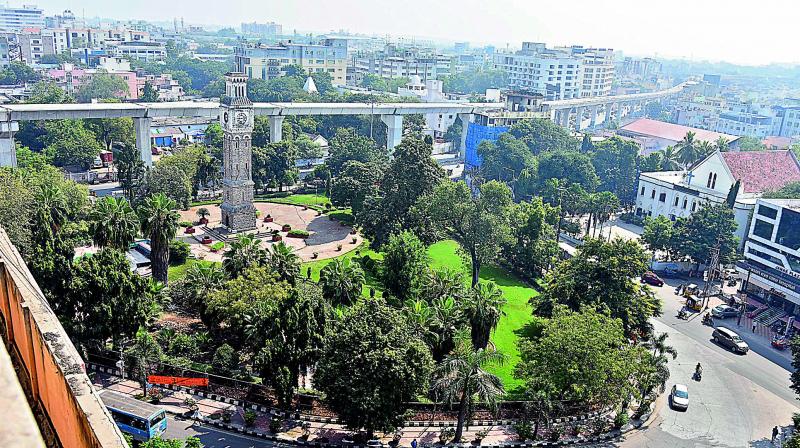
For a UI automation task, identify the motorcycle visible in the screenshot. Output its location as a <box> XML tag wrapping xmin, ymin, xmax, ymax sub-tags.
<box><xmin>677</xmin><ymin>309</ymin><xmax>689</xmax><ymax>320</ymax></box>
<box><xmin>702</xmin><ymin>314</ymin><xmax>713</xmax><ymax>326</ymax></box>
<box><xmin>694</xmin><ymin>370</ymin><xmax>702</xmax><ymax>381</ymax></box>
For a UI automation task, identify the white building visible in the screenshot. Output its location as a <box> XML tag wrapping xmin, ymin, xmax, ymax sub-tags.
<box><xmin>635</xmin><ymin>150</ymin><xmax>800</xmax><ymax>244</ymax></box>
<box><xmin>350</xmin><ymin>44</ymin><xmax>452</xmax><ymax>83</ymax></box>
<box><xmin>772</xmin><ymin>105</ymin><xmax>800</xmax><ymax>138</ymax></box>
<box><xmin>0</xmin><ymin>5</ymin><xmax>43</xmax><ymax>31</ymax></box>
<box><xmin>111</xmin><ymin>41</ymin><xmax>165</xmax><ymax>62</ymax></box>
<box><xmin>563</xmin><ymin>46</ymin><xmax>614</xmax><ymax>98</ymax></box>
<box><xmin>397</xmin><ymin>75</ymin><xmax>456</xmax><ymax>138</ymax></box>
<box><xmin>738</xmin><ymin>199</ymin><xmax>800</xmax><ymax>317</ymax></box>
<box><xmin>714</xmin><ymin>112</ymin><xmax>773</xmax><ymax>138</ymax></box>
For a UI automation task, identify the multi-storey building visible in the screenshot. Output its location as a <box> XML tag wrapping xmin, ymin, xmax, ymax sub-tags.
<box><xmin>493</xmin><ymin>42</ymin><xmax>596</xmax><ymax>100</ymax></box>
<box><xmin>349</xmin><ymin>44</ymin><xmax>452</xmax><ymax>84</ymax></box>
<box><xmin>714</xmin><ymin>111</ymin><xmax>773</xmax><ymax>138</ymax></box>
<box><xmin>619</xmin><ymin>57</ymin><xmax>662</xmax><ymax>79</ymax></box>
<box><xmin>738</xmin><ymin>199</ymin><xmax>800</xmax><ymax>317</ymax></box>
<box><xmin>0</xmin><ymin>31</ymin><xmax>55</xmax><ymax>63</ymax></box>
<box><xmin>111</xmin><ymin>40</ymin><xmax>165</xmax><ymax>61</ymax></box>
<box><xmin>0</xmin><ymin>4</ymin><xmax>43</xmax><ymax>31</ymax></box>
<box><xmin>772</xmin><ymin>105</ymin><xmax>800</xmax><ymax>138</ymax></box>
<box><xmin>241</xmin><ymin>21</ymin><xmax>282</xmax><ymax>36</ymax></box>
<box><xmin>235</xmin><ymin>38</ymin><xmax>348</xmax><ymax>86</ymax></box>
<box><xmin>563</xmin><ymin>46</ymin><xmax>614</xmax><ymax>98</ymax></box>
<box><xmin>48</xmin><ymin>27</ymin><xmax>151</xmax><ymax>53</ymax></box>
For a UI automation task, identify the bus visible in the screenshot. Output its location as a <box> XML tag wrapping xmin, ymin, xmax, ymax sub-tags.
<box><xmin>99</xmin><ymin>390</ymin><xmax>168</xmax><ymax>442</ymax></box>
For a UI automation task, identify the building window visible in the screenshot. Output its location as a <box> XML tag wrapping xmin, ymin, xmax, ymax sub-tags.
<box><xmin>674</xmin><ymin>196</ymin><xmax>679</xmax><ymax>206</ymax></box>
<box><xmin>757</xmin><ymin>204</ymin><xmax>778</xmax><ymax>219</ymax></box>
<box><xmin>682</xmin><ymin>198</ymin><xmax>687</xmax><ymax>209</ymax></box>
<box><xmin>706</xmin><ymin>172</ymin><xmax>714</xmax><ymax>188</ymax></box>
<box><xmin>651</xmin><ymin>189</ymin><xmax>656</xmax><ymax>199</ymax></box>
<box><xmin>753</xmin><ymin>219</ymin><xmax>775</xmax><ymax>241</ymax></box>
<box><xmin>640</xmin><ymin>186</ymin><xmax>645</xmax><ymax>196</ymax></box>
<box><xmin>691</xmin><ymin>202</ymin><xmax>697</xmax><ymax>212</ymax></box>
<box><xmin>711</xmin><ymin>173</ymin><xmax>717</xmax><ymax>189</ymax></box>
<box><xmin>776</xmin><ymin>208</ymin><xmax>800</xmax><ymax>250</ymax></box>
<box><xmin>659</xmin><ymin>193</ymin><xmax>666</xmax><ymax>202</ymax></box>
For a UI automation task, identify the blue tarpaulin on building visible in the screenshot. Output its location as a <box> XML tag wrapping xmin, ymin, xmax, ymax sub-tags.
<box><xmin>464</xmin><ymin>122</ymin><xmax>509</xmax><ymax>169</ymax></box>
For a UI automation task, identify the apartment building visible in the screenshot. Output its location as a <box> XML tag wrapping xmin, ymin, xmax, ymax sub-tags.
<box><xmin>241</xmin><ymin>21</ymin><xmax>282</xmax><ymax>36</ymax></box>
<box><xmin>349</xmin><ymin>44</ymin><xmax>452</xmax><ymax>83</ymax></box>
<box><xmin>235</xmin><ymin>38</ymin><xmax>348</xmax><ymax>86</ymax></box>
<box><xmin>0</xmin><ymin>4</ymin><xmax>43</xmax><ymax>31</ymax></box>
<box><xmin>566</xmin><ymin>46</ymin><xmax>614</xmax><ymax>98</ymax></box>
<box><xmin>493</xmin><ymin>43</ymin><xmax>577</xmax><ymax>100</ymax></box>
<box><xmin>49</xmin><ymin>27</ymin><xmax>151</xmax><ymax>53</ymax></box>
<box><xmin>111</xmin><ymin>40</ymin><xmax>165</xmax><ymax>61</ymax></box>
<box><xmin>772</xmin><ymin>105</ymin><xmax>800</xmax><ymax>138</ymax></box>
<box><xmin>0</xmin><ymin>31</ymin><xmax>55</xmax><ymax>63</ymax></box>
<box><xmin>715</xmin><ymin>111</ymin><xmax>773</xmax><ymax>138</ymax></box>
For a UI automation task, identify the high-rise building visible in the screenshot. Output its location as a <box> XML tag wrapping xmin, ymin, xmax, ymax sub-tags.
<box><xmin>492</xmin><ymin>42</ymin><xmax>615</xmax><ymax>100</ymax></box>
<box><xmin>241</xmin><ymin>21</ymin><xmax>282</xmax><ymax>36</ymax></box>
<box><xmin>0</xmin><ymin>4</ymin><xmax>44</xmax><ymax>31</ymax></box>
<box><xmin>349</xmin><ymin>44</ymin><xmax>452</xmax><ymax>84</ymax></box>
<box><xmin>235</xmin><ymin>38</ymin><xmax>348</xmax><ymax>86</ymax></box>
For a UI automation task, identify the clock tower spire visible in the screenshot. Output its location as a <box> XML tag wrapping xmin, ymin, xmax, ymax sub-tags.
<box><xmin>219</xmin><ymin>72</ymin><xmax>256</xmax><ymax>232</ymax></box>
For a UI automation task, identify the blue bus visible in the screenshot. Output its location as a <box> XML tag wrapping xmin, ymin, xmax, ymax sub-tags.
<box><xmin>99</xmin><ymin>390</ymin><xmax>168</xmax><ymax>442</ymax></box>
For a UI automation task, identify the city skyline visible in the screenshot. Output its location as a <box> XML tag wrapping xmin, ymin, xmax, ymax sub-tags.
<box><xmin>25</xmin><ymin>0</ymin><xmax>800</xmax><ymax>66</ymax></box>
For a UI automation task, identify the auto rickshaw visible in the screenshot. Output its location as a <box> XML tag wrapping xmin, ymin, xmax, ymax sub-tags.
<box><xmin>682</xmin><ymin>283</ymin><xmax>700</xmax><ymax>298</ymax></box>
<box><xmin>686</xmin><ymin>295</ymin><xmax>703</xmax><ymax>312</ymax></box>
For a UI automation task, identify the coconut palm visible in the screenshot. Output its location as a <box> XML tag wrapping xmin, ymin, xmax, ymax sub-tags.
<box><xmin>463</xmin><ymin>281</ymin><xmax>507</xmax><ymax>350</ymax></box>
<box><xmin>89</xmin><ymin>196</ymin><xmax>139</xmax><ymax>250</ymax></box>
<box><xmin>34</xmin><ymin>182</ymin><xmax>68</xmax><ymax>232</ymax></box>
<box><xmin>697</xmin><ymin>140</ymin><xmax>715</xmax><ymax>159</ymax></box>
<box><xmin>431</xmin><ymin>333</ymin><xmax>506</xmax><ymax>442</ymax></box>
<box><xmin>676</xmin><ymin>131</ymin><xmax>702</xmax><ymax>167</ymax></box>
<box><xmin>222</xmin><ymin>234</ymin><xmax>268</xmax><ymax>278</ymax></box>
<box><xmin>319</xmin><ymin>258</ymin><xmax>364</xmax><ymax>306</ymax></box>
<box><xmin>138</xmin><ymin>193</ymin><xmax>179</xmax><ymax>284</ymax></box>
<box><xmin>269</xmin><ymin>241</ymin><xmax>301</xmax><ymax>284</ymax></box>
<box><xmin>645</xmin><ymin>332</ymin><xmax>678</xmax><ymax>360</ymax></box>
<box><xmin>660</xmin><ymin>146</ymin><xmax>681</xmax><ymax>171</ymax></box>
<box><xmin>184</xmin><ymin>261</ymin><xmax>227</xmax><ymax>309</ymax></box>
<box><xmin>428</xmin><ymin>296</ymin><xmax>465</xmax><ymax>361</ymax></box>
<box><xmin>714</xmin><ymin>136</ymin><xmax>730</xmax><ymax>152</ymax></box>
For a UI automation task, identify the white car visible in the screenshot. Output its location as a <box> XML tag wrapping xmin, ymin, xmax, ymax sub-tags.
<box><xmin>670</xmin><ymin>384</ymin><xmax>689</xmax><ymax>410</ymax></box>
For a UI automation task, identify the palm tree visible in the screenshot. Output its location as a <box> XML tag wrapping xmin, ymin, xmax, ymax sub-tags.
<box><xmin>463</xmin><ymin>282</ymin><xmax>507</xmax><ymax>350</ymax></box>
<box><xmin>645</xmin><ymin>332</ymin><xmax>677</xmax><ymax>360</ymax></box>
<box><xmin>428</xmin><ymin>296</ymin><xmax>464</xmax><ymax>361</ymax></box>
<box><xmin>34</xmin><ymin>182</ymin><xmax>68</xmax><ymax>232</ymax></box>
<box><xmin>676</xmin><ymin>131</ymin><xmax>701</xmax><ymax>167</ymax></box>
<box><xmin>425</xmin><ymin>267</ymin><xmax>466</xmax><ymax>302</ymax></box>
<box><xmin>138</xmin><ymin>193</ymin><xmax>179</xmax><ymax>284</ymax></box>
<box><xmin>431</xmin><ymin>333</ymin><xmax>506</xmax><ymax>442</ymax></box>
<box><xmin>269</xmin><ymin>241</ymin><xmax>301</xmax><ymax>284</ymax></box>
<box><xmin>184</xmin><ymin>262</ymin><xmax>226</xmax><ymax>309</ymax></box>
<box><xmin>697</xmin><ymin>140</ymin><xmax>714</xmax><ymax>159</ymax></box>
<box><xmin>319</xmin><ymin>258</ymin><xmax>364</xmax><ymax>306</ymax></box>
<box><xmin>126</xmin><ymin>327</ymin><xmax>163</xmax><ymax>395</ymax></box>
<box><xmin>89</xmin><ymin>196</ymin><xmax>139</xmax><ymax>250</ymax></box>
<box><xmin>222</xmin><ymin>234</ymin><xmax>268</xmax><ymax>278</ymax></box>
<box><xmin>660</xmin><ymin>146</ymin><xmax>681</xmax><ymax>170</ymax></box>
<box><xmin>714</xmin><ymin>136</ymin><xmax>730</xmax><ymax>152</ymax></box>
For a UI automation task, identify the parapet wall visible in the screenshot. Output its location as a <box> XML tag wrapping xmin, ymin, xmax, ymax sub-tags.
<box><xmin>0</xmin><ymin>227</ymin><xmax>128</xmax><ymax>448</ymax></box>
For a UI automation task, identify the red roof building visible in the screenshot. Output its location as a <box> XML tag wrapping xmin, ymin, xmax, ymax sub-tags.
<box><xmin>618</xmin><ymin>118</ymin><xmax>739</xmax><ymax>154</ymax></box>
<box><xmin>721</xmin><ymin>150</ymin><xmax>800</xmax><ymax>194</ymax></box>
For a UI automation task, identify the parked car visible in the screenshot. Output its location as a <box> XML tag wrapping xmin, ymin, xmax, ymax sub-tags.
<box><xmin>712</xmin><ymin>327</ymin><xmax>749</xmax><ymax>354</ymax></box>
<box><xmin>669</xmin><ymin>384</ymin><xmax>689</xmax><ymax>410</ymax></box>
<box><xmin>711</xmin><ymin>304</ymin><xmax>739</xmax><ymax>319</ymax></box>
<box><xmin>641</xmin><ymin>271</ymin><xmax>664</xmax><ymax>287</ymax></box>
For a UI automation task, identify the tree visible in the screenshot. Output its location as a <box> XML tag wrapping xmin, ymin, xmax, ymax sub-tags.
<box><xmin>763</xmin><ymin>181</ymin><xmax>800</xmax><ymax>199</ymax></box>
<box><xmin>248</xmin><ymin>281</ymin><xmax>330</xmax><ymax>407</ymax></box>
<box><xmin>735</xmin><ymin>136</ymin><xmax>766</xmax><ymax>151</ymax></box>
<box><xmin>502</xmin><ymin>198</ymin><xmax>560</xmax><ymax>280</ymax></box>
<box><xmin>441</xmin><ymin>68</ymin><xmax>508</xmax><ymax>94</ymax></box>
<box><xmin>141</xmin><ymin>80</ymin><xmax>160</xmax><ymax>102</ymax></box>
<box><xmin>714</xmin><ymin>136</ymin><xmax>730</xmax><ymax>152</ymax></box>
<box><xmin>641</xmin><ymin>216</ymin><xmax>674</xmax><ymax>263</ymax></box>
<box><xmin>516</xmin><ymin>306</ymin><xmax>650</xmax><ymax>411</ymax></box>
<box><xmin>327</xmin><ymin>128</ymin><xmax>386</xmax><ymax>176</ymax></box>
<box><xmin>138</xmin><ymin>193</ymin><xmax>180</xmax><ymax>284</ymax></box>
<box><xmin>69</xmin><ymin>249</ymin><xmax>155</xmax><ymax>347</ymax></box>
<box><xmin>0</xmin><ymin>169</ymin><xmax>35</xmax><ymax>253</ymax></box>
<box><xmin>127</xmin><ymin>327</ymin><xmax>163</xmax><ymax>395</ymax></box>
<box><xmin>660</xmin><ymin>146</ymin><xmax>682</xmax><ymax>171</ymax></box>
<box><xmin>42</xmin><ymin>119</ymin><xmax>103</xmax><ymax>169</ymax></box>
<box><xmin>477</xmin><ymin>133</ymin><xmax>537</xmax><ymax>197</ymax></box>
<box><xmin>361</xmin><ymin>136</ymin><xmax>446</xmax><ymax>246</ymax></box>
<box><xmin>27</xmin><ymin>80</ymin><xmax>74</xmax><ymax>104</ymax></box>
<box><xmin>85</xmin><ymin>117</ymin><xmax>134</xmax><ymax>150</ymax></box>
<box><xmin>223</xmin><ymin>234</ymin><xmax>268</xmax><ymax>278</ymax></box>
<box><xmin>138</xmin><ymin>164</ymin><xmax>192</xmax><ymax>209</ymax></box>
<box><xmin>443</xmin><ymin>117</ymin><xmax>463</xmax><ymax>152</ymax></box>
<box><xmin>508</xmin><ymin>118</ymin><xmax>576</xmax><ymax>155</ymax></box>
<box><xmin>431</xmin><ymin>333</ymin><xmax>505</xmax><ymax>442</ymax></box>
<box><xmin>537</xmin><ymin>150</ymin><xmax>599</xmax><ymax>192</ymax></box>
<box><xmin>789</xmin><ymin>336</ymin><xmax>800</xmax><ymax>400</ymax></box>
<box><xmin>675</xmin><ymin>132</ymin><xmax>703</xmax><ymax>167</ymax></box>
<box><xmin>725</xmin><ymin>179</ymin><xmax>741</xmax><ymax>208</ymax></box>
<box><xmin>269</xmin><ymin>241</ymin><xmax>301</xmax><ymax>285</ymax></box>
<box><xmin>0</xmin><ymin>62</ymin><xmax>40</xmax><ymax>85</ymax></box>
<box><xmin>330</xmin><ymin>160</ymin><xmax>382</xmax><ymax>214</ymax></box>
<box><xmin>533</xmin><ymin>238</ymin><xmax>662</xmax><ymax>337</ymax></box>
<box><xmin>590</xmin><ymin>137</ymin><xmax>639</xmax><ymax>205</ymax></box>
<box><xmin>205</xmin><ymin>123</ymin><xmax>223</xmax><ymax>149</ymax></box>
<box><xmin>671</xmin><ymin>204</ymin><xmax>739</xmax><ymax>265</ymax></box>
<box><xmin>140</xmin><ymin>437</ymin><xmax>204</xmax><ymax>448</ymax></box>
<box><xmin>463</xmin><ymin>282</ymin><xmax>506</xmax><ymax>350</ymax></box>
<box><xmin>381</xmin><ymin>230</ymin><xmax>429</xmax><ymax>302</ymax></box>
<box><xmin>76</xmin><ymin>72</ymin><xmax>129</xmax><ymax>102</ymax></box>
<box><xmin>295</xmin><ymin>134</ymin><xmax>324</xmax><ymax>160</ymax></box>
<box><xmin>319</xmin><ymin>258</ymin><xmax>364</xmax><ymax>306</ymax></box>
<box><xmin>252</xmin><ymin>141</ymin><xmax>298</xmax><ymax>192</ymax></box>
<box><xmin>115</xmin><ymin>143</ymin><xmax>145</xmax><ymax>200</ymax></box>
<box><xmin>421</xmin><ymin>180</ymin><xmax>513</xmax><ymax>287</ymax></box>
<box><xmin>88</xmin><ymin>196</ymin><xmax>139</xmax><ymax>250</ymax></box>
<box><xmin>314</xmin><ymin>299</ymin><xmax>433</xmax><ymax>438</ymax></box>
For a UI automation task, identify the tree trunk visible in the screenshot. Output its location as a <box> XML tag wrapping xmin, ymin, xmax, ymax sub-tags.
<box><xmin>152</xmin><ymin>241</ymin><xmax>169</xmax><ymax>284</ymax></box>
<box><xmin>471</xmin><ymin>253</ymin><xmax>480</xmax><ymax>288</ymax></box>
<box><xmin>455</xmin><ymin>388</ymin><xmax>469</xmax><ymax>442</ymax></box>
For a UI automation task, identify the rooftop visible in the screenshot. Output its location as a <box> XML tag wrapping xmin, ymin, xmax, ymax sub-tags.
<box><xmin>620</xmin><ymin>118</ymin><xmax>738</xmax><ymax>144</ymax></box>
<box><xmin>761</xmin><ymin>198</ymin><xmax>800</xmax><ymax>212</ymax></box>
<box><xmin>721</xmin><ymin>150</ymin><xmax>800</xmax><ymax>194</ymax></box>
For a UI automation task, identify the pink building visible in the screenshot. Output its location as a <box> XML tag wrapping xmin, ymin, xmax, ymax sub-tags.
<box><xmin>45</xmin><ymin>65</ymin><xmax>183</xmax><ymax>101</ymax></box>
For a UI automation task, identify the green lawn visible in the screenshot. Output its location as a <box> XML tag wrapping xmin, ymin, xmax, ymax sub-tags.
<box><xmin>427</xmin><ymin>240</ymin><xmax>537</xmax><ymax>392</ymax></box>
<box><xmin>263</xmin><ymin>193</ymin><xmax>331</xmax><ymax>208</ymax></box>
<box><xmin>301</xmin><ymin>242</ymin><xmax>384</xmax><ymax>297</ymax></box>
<box><xmin>167</xmin><ymin>259</ymin><xmax>217</xmax><ymax>283</ymax></box>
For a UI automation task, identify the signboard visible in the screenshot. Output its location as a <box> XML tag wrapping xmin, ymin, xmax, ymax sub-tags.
<box><xmin>737</xmin><ymin>260</ymin><xmax>800</xmax><ymax>295</ymax></box>
<box><xmin>147</xmin><ymin>375</ymin><xmax>209</xmax><ymax>388</ymax></box>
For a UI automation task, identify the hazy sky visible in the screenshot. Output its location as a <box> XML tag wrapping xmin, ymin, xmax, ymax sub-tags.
<box><xmin>28</xmin><ymin>0</ymin><xmax>800</xmax><ymax>66</ymax></box>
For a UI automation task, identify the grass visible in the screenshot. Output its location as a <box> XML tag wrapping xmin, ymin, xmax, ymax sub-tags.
<box><xmin>168</xmin><ymin>259</ymin><xmax>217</xmax><ymax>283</ymax></box>
<box><xmin>301</xmin><ymin>241</ymin><xmax>384</xmax><ymax>297</ymax></box>
<box><xmin>426</xmin><ymin>240</ymin><xmax>537</xmax><ymax>392</ymax></box>
<box><xmin>262</xmin><ymin>193</ymin><xmax>331</xmax><ymax>208</ymax></box>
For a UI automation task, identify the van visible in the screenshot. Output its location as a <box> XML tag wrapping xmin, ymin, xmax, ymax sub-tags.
<box><xmin>712</xmin><ymin>326</ymin><xmax>749</xmax><ymax>354</ymax></box>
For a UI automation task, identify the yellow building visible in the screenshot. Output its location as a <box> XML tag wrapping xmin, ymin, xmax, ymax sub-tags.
<box><xmin>234</xmin><ymin>38</ymin><xmax>348</xmax><ymax>86</ymax></box>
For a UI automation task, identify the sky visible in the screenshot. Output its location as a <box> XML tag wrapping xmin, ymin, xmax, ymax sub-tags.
<box><xmin>27</xmin><ymin>0</ymin><xmax>800</xmax><ymax>66</ymax></box>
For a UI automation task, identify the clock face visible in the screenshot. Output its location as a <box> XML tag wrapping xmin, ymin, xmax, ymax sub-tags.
<box><xmin>234</xmin><ymin>111</ymin><xmax>249</xmax><ymax>127</ymax></box>
<box><xmin>223</xmin><ymin>112</ymin><xmax>229</xmax><ymax>123</ymax></box>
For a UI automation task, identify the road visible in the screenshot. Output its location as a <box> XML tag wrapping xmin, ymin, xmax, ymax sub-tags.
<box><xmin>615</xmin><ymin>279</ymin><xmax>799</xmax><ymax>448</ymax></box>
<box><xmin>164</xmin><ymin>416</ymin><xmax>276</xmax><ymax>448</ymax></box>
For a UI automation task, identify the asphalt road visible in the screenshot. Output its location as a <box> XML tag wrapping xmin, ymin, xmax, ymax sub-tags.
<box><xmin>164</xmin><ymin>416</ymin><xmax>276</xmax><ymax>448</ymax></box>
<box><xmin>614</xmin><ymin>279</ymin><xmax>799</xmax><ymax>448</ymax></box>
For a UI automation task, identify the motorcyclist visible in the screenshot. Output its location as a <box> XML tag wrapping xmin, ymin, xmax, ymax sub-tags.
<box><xmin>678</xmin><ymin>308</ymin><xmax>688</xmax><ymax>319</ymax></box>
<box><xmin>703</xmin><ymin>312</ymin><xmax>712</xmax><ymax>323</ymax></box>
<box><xmin>695</xmin><ymin>363</ymin><xmax>703</xmax><ymax>376</ymax></box>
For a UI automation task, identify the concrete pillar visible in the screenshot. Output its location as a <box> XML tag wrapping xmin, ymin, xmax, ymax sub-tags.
<box><xmin>574</xmin><ymin>106</ymin><xmax>585</xmax><ymax>131</ymax></box>
<box><xmin>548</xmin><ymin>108</ymin><xmax>557</xmax><ymax>122</ymax></box>
<box><xmin>381</xmin><ymin>114</ymin><xmax>403</xmax><ymax>150</ymax></box>
<box><xmin>0</xmin><ymin>121</ymin><xmax>17</xmax><ymax>167</ymax></box>
<box><xmin>603</xmin><ymin>103</ymin><xmax>616</xmax><ymax>125</ymax></box>
<box><xmin>134</xmin><ymin>117</ymin><xmax>152</xmax><ymax>167</ymax></box>
<box><xmin>560</xmin><ymin>108</ymin><xmax>570</xmax><ymax>128</ymax></box>
<box><xmin>590</xmin><ymin>105</ymin><xmax>599</xmax><ymax>128</ymax></box>
<box><xmin>268</xmin><ymin>116</ymin><xmax>284</xmax><ymax>143</ymax></box>
<box><xmin>457</xmin><ymin>113</ymin><xmax>473</xmax><ymax>158</ymax></box>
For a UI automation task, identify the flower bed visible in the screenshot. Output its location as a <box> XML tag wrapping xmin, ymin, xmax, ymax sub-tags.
<box><xmin>287</xmin><ymin>230</ymin><xmax>310</xmax><ymax>239</ymax></box>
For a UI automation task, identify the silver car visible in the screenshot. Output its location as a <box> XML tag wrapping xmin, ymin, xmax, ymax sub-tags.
<box><xmin>670</xmin><ymin>384</ymin><xmax>689</xmax><ymax>410</ymax></box>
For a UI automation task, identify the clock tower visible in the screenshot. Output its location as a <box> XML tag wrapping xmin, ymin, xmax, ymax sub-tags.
<box><xmin>219</xmin><ymin>73</ymin><xmax>256</xmax><ymax>232</ymax></box>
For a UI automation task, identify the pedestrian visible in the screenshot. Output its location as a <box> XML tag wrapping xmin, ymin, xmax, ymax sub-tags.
<box><xmin>772</xmin><ymin>426</ymin><xmax>779</xmax><ymax>443</ymax></box>
<box><xmin>753</xmin><ymin>323</ymin><xmax>757</xmax><ymax>333</ymax></box>
<box><xmin>411</xmin><ymin>438</ymin><xmax>418</xmax><ymax>448</ymax></box>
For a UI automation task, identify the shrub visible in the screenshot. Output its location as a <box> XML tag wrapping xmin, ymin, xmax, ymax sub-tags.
<box><xmin>358</xmin><ymin>255</ymin><xmax>377</xmax><ymax>275</ymax></box>
<box><xmin>620</xmin><ymin>212</ymin><xmax>645</xmax><ymax>226</ymax></box>
<box><xmin>282</xmin><ymin>224</ymin><xmax>292</xmax><ymax>232</ymax></box>
<box><xmin>210</xmin><ymin>241</ymin><xmax>225</xmax><ymax>251</ymax></box>
<box><xmin>287</xmin><ymin>229</ymin><xmax>310</xmax><ymax>238</ymax></box>
<box><xmin>439</xmin><ymin>428</ymin><xmax>455</xmax><ymax>444</ymax></box>
<box><xmin>169</xmin><ymin>240</ymin><xmax>191</xmax><ymax>265</ymax></box>
<box><xmin>244</xmin><ymin>410</ymin><xmax>257</xmax><ymax>427</ymax></box>
<box><xmin>269</xmin><ymin>417</ymin><xmax>282</xmax><ymax>433</ymax></box>
<box><xmin>211</xmin><ymin>343</ymin><xmax>238</xmax><ymax>376</ymax></box>
<box><xmin>560</xmin><ymin>219</ymin><xmax>581</xmax><ymax>236</ymax></box>
<box><xmin>513</xmin><ymin>421</ymin><xmax>534</xmax><ymax>442</ymax></box>
<box><xmin>178</xmin><ymin>220</ymin><xmax>193</xmax><ymax>228</ymax></box>
<box><xmin>336</xmin><ymin>244</ymin><xmax>342</xmax><ymax>251</ymax></box>
<box><xmin>614</xmin><ymin>411</ymin><xmax>630</xmax><ymax>429</ymax></box>
<box><xmin>793</xmin><ymin>412</ymin><xmax>800</xmax><ymax>429</ymax></box>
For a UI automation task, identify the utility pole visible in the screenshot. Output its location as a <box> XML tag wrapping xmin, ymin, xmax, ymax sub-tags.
<box><xmin>701</xmin><ymin>239</ymin><xmax>721</xmax><ymax>309</ymax></box>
